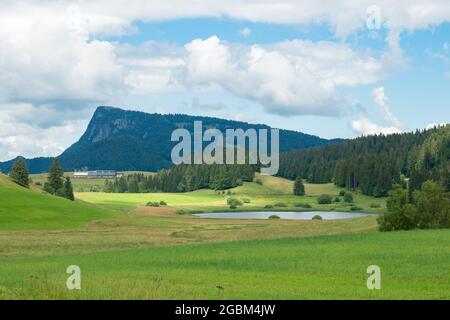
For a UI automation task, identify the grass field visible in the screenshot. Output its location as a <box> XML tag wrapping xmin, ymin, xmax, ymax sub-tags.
<box><xmin>1</xmin><ymin>172</ymin><xmax>449</xmax><ymax>300</ymax></box>
<box><xmin>75</xmin><ymin>174</ymin><xmax>386</xmax><ymax>214</ymax></box>
<box><xmin>1</xmin><ymin>229</ymin><xmax>449</xmax><ymax>299</ymax></box>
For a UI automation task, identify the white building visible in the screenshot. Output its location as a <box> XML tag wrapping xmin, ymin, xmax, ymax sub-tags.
<box><xmin>73</xmin><ymin>170</ymin><xmax>124</xmax><ymax>179</ymax></box>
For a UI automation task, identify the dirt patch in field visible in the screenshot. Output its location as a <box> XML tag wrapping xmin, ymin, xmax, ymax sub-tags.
<box><xmin>132</xmin><ymin>206</ymin><xmax>176</xmax><ymax>217</ymax></box>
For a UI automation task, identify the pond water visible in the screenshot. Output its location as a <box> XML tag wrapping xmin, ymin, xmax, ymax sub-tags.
<box><xmin>193</xmin><ymin>211</ymin><xmax>376</xmax><ymax>220</ymax></box>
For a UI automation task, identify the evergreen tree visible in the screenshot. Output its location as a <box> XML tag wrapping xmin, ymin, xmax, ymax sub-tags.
<box><xmin>63</xmin><ymin>177</ymin><xmax>75</xmax><ymax>201</ymax></box>
<box><xmin>47</xmin><ymin>158</ymin><xmax>64</xmax><ymax>194</ymax></box>
<box><xmin>9</xmin><ymin>158</ymin><xmax>29</xmax><ymax>187</ymax></box>
<box><xmin>128</xmin><ymin>178</ymin><xmax>139</xmax><ymax>193</ymax></box>
<box><xmin>118</xmin><ymin>176</ymin><xmax>128</xmax><ymax>193</ymax></box>
<box><xmin>293</xmin><ymin>178</ymin><xmax>305</xmax><ymax>196</ymax></box>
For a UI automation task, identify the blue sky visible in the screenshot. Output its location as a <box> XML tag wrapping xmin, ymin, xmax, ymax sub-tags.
<box><xmin>0</xmin><ymin>1</ymin><xmax>450</xmax><ymax>160</ymax></box>
<box><xmin>109</xmin><ymin>18</ymin><xmax>450</xmax><ymax>138</ymax></box>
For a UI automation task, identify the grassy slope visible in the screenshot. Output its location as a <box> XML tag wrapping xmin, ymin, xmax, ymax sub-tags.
<box><xmin>0</xmin><ymin>229</ymin><xmax>449</xmax><ymax>299</ymax></box>
<box><xmin>0</xmin><ymin>174</ymin><xmax>118</xmax><ymax>231</ymax></box>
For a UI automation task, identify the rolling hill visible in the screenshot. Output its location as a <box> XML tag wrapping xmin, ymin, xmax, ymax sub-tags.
<box><xmin>0</xmin><ymin>106</ymin><xmax>340</xmax><ymax>174</ymax></box>
<box><xmin>0</xmin><ymin>174</ymin><xmax>117</xmax><ymax>230</ymax></box>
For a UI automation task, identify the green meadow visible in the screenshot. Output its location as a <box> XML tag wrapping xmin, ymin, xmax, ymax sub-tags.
<box><xmin>1</xmin><ymin>230</ymin><xmax>449</xmax><ymax>299</ymax></box>
<box><xmin>74</xmin><ymin>174</ymin><xmax>386</xmax><ymax>214</ymax></box>
<box><xmin>1</xmin><ymin>172</ymin><xmax>449</xmax><ymax>299</ymax></box>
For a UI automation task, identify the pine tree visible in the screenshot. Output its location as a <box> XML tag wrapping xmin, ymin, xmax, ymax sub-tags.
<box><xmin>63</xmin><ymin>177</ymin><xmax>75</xmax><ymax>201</ymax></box>
<box><xmin>47</xmin><ymin>158</ymin><xmax>64</xmax><ymax>194</ymax></box>
<box><xmin>9</xmin><ymin>158</ymin><xmax>29</xmax><ymax>187</ymax></box>
<box><xmin>118</xmin><ymin>176</ymin><xmax>128</xmax><ymax>193</ymax></box>
<box><xmin>293</xmin><ymin>178</ymin><xmax>306</xmax><ymax>196</ymax></box>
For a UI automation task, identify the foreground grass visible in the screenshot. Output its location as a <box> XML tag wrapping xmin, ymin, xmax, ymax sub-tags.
<box><xmin>1</xmin><ymin>229</ymin><xmax>449</xmax><ymax>299</ymax></box>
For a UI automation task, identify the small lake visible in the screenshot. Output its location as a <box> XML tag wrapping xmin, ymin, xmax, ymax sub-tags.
<box><xmin>193</xmin><ymin>211</ymin><xmax>376</xmax><ymax>220</ymax></box>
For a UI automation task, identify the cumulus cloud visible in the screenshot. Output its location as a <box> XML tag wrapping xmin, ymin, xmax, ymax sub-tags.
<box><xmin>0</xmin><ymin>8</ymin><xmax>126</xmax><ymax>106</ymax></box>
<box><xmin>0</xmin><ymin>103</ymin><xmax>87</xmax><ymax>161</ymax></box>
<box><xmin>15</xmin><ymin>0</ymin><xmax>448</xmax><ymax>37</ymax></box>
<box><xmin>351</xmin><ymin>117</ymin><xmax>401</xmax><ymax>136</ymax></box>
<box><xmin>181</xmin><ymin>36</ymin><xmax>382</xmax><ymax>116</ymax></box>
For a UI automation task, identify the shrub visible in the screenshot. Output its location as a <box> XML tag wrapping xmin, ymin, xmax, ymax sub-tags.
<box><xmin>334</xmin><ymin>197</ymin><xmax>341</xmax><ymax>203</ymax></box>
<box><xmin>293</xmin><ymin>178</ymin><xmax>306</xmax><ymax>196</ymax></box>
<box><xmin>274</xmin><ymin>202</ymin><xmax>288</xmax><ymax>207</ymax></box>
<box><xmin>350</xmin><ymin>206</ymin><xmax>364</xmax><ymax>211</ymax></box>
<box><xmin>34</xmin><ymin>181</ymin><xmax>42</xmax><ymax>186</ymax></box>
<box><xmin>339</xmin><ymin>190</ymin><xmax>346</xmax><ymax>196</ymax></box>
<box><xmin>312</xmin><ymin>215</ymin><xmax>323</xmax><ymax>220</ymax></box>
<box><xmin>317</xmin><ymin>194</ymin><xmax>332</xmax><ymax>204</ymax></box>
<box><xmin>295</xmin><ymin>203</ymin><xmax>312</xmax><ymax>209</ymax></box>
<box><xmin>227</xmin><ymin>197</ymin><xmax>243</xmax><ymax>207</ymax></box>
<box><xmin>55</xmin><ymin>188</ymin><xmax>66</xmax><ymax>197</ymax></box>
<box><xmin>90</xmin><ymin>185</ymin><xmax>100</xmax><ymax>192</ymax></box>
<box><xmin>229</xmin><ymin>205</ymin><xmax>237</xmax><ymax>209</ymax></box>
<box><xmin>343</xmin><ymin>192</ymin><xmax>354</xmax><ymax>203</ymax></box>
<box><xmin>378</xmin><ymin>181</ymin><xmax>450</xmax><ymax>231</ymax></box>
<box><xmin>268</xmin><ymin>215</ymin><xmax>280</xmax><ymax>219</ymax></box>
<box><xmin>255</xmin><ymin>179</ymin><xmax>263</xmax><ymax>185</ymax></box>
<box><xmin>370</xmin><ymin>203</ymin><xmax>381</xmax><ymax>208</ymax></box>
<box><xmin>176</xmin><ymin>209</ymin><xmax>188</xmax><ymax>215</ymax></box>
<box><xmin>264</xmin><ymin>204</ymin><xmax>274</xmax><ymax>209</ymax></box>
<box><xmin>241</xmin><ymin>197</ymin><xmax>251</xmax><ymax>204</ymax></box>
<box><xmin>159</xmin><ymin>201</ymin><xmax>167</xmax><ymax>206</ymax></box>
<box><xmin>146</xmin><ymin>202</ymin><xmax>160</xmax><ymax>207</ymax></box>
<box><xmin>43</xmin><ymin>182</ymin><xmax>54</xmax><ymax>194</ymax></box>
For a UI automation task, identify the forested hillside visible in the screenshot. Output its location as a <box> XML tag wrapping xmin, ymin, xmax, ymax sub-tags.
<box><xmin>0</xmin><ymin>106</ymin><xmax>338</xmax><ymax>174</ymax></box>
<box><xmin>278</xmin><ymin>126</ymin><xmax>449</xmax><ymax>197</ymax></box>
<box><xmin>408</xmin><ymin>125</ymin><xmax>450</xmax><ymax>196</ymax></box>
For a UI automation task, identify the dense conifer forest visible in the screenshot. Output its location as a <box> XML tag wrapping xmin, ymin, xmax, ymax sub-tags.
<box><xmin>278</xmin><ymin>125</ymin><xmax>450</xmax><ymax>197</ymax></box>
<box><xmin>104</xmin><ymin>164</ymin><xmax>255</xmax><ymax>193</ymax></box>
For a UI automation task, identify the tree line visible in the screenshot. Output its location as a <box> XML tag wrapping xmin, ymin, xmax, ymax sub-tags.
<box><xmin>104</xmin><ymin>164</ymin><xmax>255</xmax><ymax>193</ymax></box>
<box><xmin>278</xmin><ymin>126</ymin><xmax>449</xmax><ymax>197</ymax></box>
<box><xmin>9</xmin><ymin>158</ymin><xmax>74</xmax><ymax>201</ymax></box>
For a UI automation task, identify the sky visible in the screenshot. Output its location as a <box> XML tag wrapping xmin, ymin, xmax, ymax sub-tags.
<box><xmin>0</xmin><ymin>0</ymin><xmax>450</xmax><ymax>161</ymax></box>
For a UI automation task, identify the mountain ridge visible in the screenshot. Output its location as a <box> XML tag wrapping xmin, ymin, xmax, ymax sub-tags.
<box><xmin>0</xmin><ymin>106</ymin><xmax>340</xmax><ymax>173</ymax></box>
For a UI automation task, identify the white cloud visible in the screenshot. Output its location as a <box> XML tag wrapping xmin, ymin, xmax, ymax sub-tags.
<box><xmin>426</xmin><ymin>123</ymin><xmax>447</xmax><ymax>130</ymax></box>
<box><xmin>0</xmin><ymin>8</ymin><xmax>127</xmax><ymax>105</ymax></box>
<box><xmin>18</xmin><ymin>1</ymin><xmax>449</xmax><ymax>37</ymax></box>
<box><xmin>351</xmin><ymin>86</ymin><xmax>402</xmax><ymax>136</ymax></box>
<box><xmin>372</xmin><ymin>87</ymin><xmax>402</xmax><ymax>128</ymax></box>
<box><xmin>181</xmin><ymin>36</ymin><xmax>383</xmax><ymax>116</ymax></box>
<box><xmin>240</xmin><ymin>27</ymin><xmax>252</xmax><ymax>37</ymax></box>
<box><xmin>351</xmin><ymin>117</ymin><xmax>401</xmax><ymax>136</ymax></box>
<box><xmin>0</xmin><ymin>103</ymin><xmax>87</xmax><ymax>161</ymax></box>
